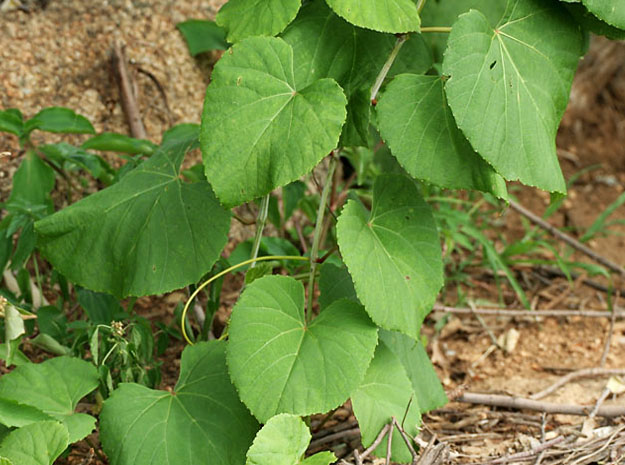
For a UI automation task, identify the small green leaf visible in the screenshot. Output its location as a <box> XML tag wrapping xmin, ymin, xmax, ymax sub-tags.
<box><xmin>337</xmin><ymin>174</ymin><xmax>443</xmax><ymax>338</ymax></box>
<box><xmin>39</xmin><ymin>143</ymin><xmax>113</xmax><ymax>182</ymax></box>
<box><xmin>351</xmin><ymin>342</ymin><xmax>421</xmax><ymax>463</ymax></box>
<box><xmin>324</xmin><ymin>0</ymin><xmax>420</xmax><ymax>33</ymax></box>
<box><xmin>442</xmin><ymin>0</ymin><xmax>583</xmax><ymax>193</ymax></box>
<box><xmin>379</xmin><ymin>330</ymin><xmax>447</xmax><ymax>413</ymax></box>
<box><xmin>318</xmin><ymin>263</ymin><xmax>358</xmax><ymax>310</ymax></box>
<box><xmin>227</xmin><ymin>275</ymin><xmax>378</xmax><ymax>422</ymax></box>
<box><xmin>246</xmin><ymin>414</ymin><xmax>313</xmax><ymax>465</ymax></box>
<box><xmin>4</xmin><ymin>303</ymin><xmax>24</xmax><ymax>342</ymax></box>
<box><xmin>378</xmin><ymin>74</ymin><xmax>507</xmax><ymax>197</ymax></box>
<box><xmin>8</xmin><ymin>150</ymin><xmax>55</xmax><ymax>207</ymax></box>
<box><xmin>216</xmin><ymin>0</ymin><xmax>301</xmax><ymax>42</ymax></box>
<box><xmin>582</xmin><ymin>0</ymin><xmax>625</xmax><ymax>28</ymax></box>
<box><xmin>36</xmin><ymin>132</ymin><xmax>230</xmax><ymax>298</ymax></box>
<box><xmin>0</xmin><ymin>357</ymin><xmax>98</xmax><ymax>443</ymax></box>
<box><xmin>0</xmin><ymin>109</ymin><xmax>24</xmax><ymax>137</ymax></box>
<box><xmin>301</xmin><ymin>453</ymin><xmax>336</xmax><ymax>465</ymax></box>
<box><xmin>81</xmin><ymin>133</ymin><xmax>157</xmax><ymax>155</ymax></box>
<box><xmin>176</xmin><ymin>19</ymin><xmax>228</xmax><ymax>55</ymax></box>
<box><xmin>100</xmin><ymin>341</ymin><xmax>259</xmax><ymax>465</ymax></box>
<box><xmin>24</xmin><ymin>107</ymin><xmax>94</xmax><ymax>135</ymax></box>
<box><xmin>0</xmin><ymin>421</ymin><xmax>68</xmax><ymax>465</ymax></box>
<box><xmin>201</xmin><ymin>36</ymin><xmax>347</xmax><ymax>206</ymax></box>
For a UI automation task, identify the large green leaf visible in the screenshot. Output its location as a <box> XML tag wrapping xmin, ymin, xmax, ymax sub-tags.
<box><xmin>351</xmin><ymin>342</ymin><xmax>421</xmax><ymax>464</ymax></box>
<box><xmin>582</xmin><ymin>0</ymin><xmax>625</xmax><ymax>28</ymax></box>
<box><xmin>216</xmin><ymin>0</ymin><xmax>301</xmax><ymax>42</ymax></box>
<box><xmin>377</xmin><ymin>74</ymin><xmax>507</xmax><ymax>197</ymax></box>
<box><xmin>324</xmin><ymin>0</ymin><xmax>420</xmax><ymax>33</ymax></box>
<box><xmin>442</xmin><ymin>0</ymin><xmax>583</xmax><ymax>193</ymax></box>
<box><xmin>420</xmin><ymin>0</ymin><xmax>506</xmax><ymax>61</ymax></box>
<box><xmin>36</xmin><ymin>129</ymin><xmax>230</xmax><ymax>297</ymax></box>
<box><xmin>0</xmin><ymin>357</ymin><xmax>98</xmax><ymax>443</ymax></box>
<box><xmin>337</xmin><ymin>174</ymin><xmax>443</xmax><ymax>338</ymax></box>
<box><xmin>176</xmin><ymin>19</ymin><xmax>228</xmax><ymax>55</ymax></box>
<box><xmin>227</xmin><ymin>275</ymin><xmax>378</xmax><ymax>422</ymax></box>
<box><xmin>282</xmin><ymin>1</ymin><xmax>431</xmax><ymax>93</ymax></box>
<box><xmin>24</xmin><ymin>107</ymin><xmax>94</xmax><ymax>135</ymax></box>
<box><xmin>0</xmin><ymin>421</ymin><xmax>68</xmax><ymax>465</ymax></box>
<box><xmin>100</xmin><ymin>341</ymin><xmax>258</xmax><ymax>465</ymax></box>
<box><xmin>201</xmin><ymin>36</ymin><xmax>346</xmax><ymax>207</ymax></box>
<box><xmin>379</xmin><ymin>330</ymin><xmax>447</xmax><ymax>413</ymax></box>
<box><xmin>246</xmin><ymin>414</ymin><xmax>336</xmax><ymax>465</ymax></box>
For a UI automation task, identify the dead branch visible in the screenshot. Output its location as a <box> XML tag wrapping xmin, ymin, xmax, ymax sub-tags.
<box><xmin>509</xmin><ymin>200</ymin><xmax>625</xmax><ymax>276</ymax></box>
<box><xmin>456</xmin><ymin>392</ymin><xmax>625</xmax><ymax>418</ymax></box>
<box><xmin>432</xmin><ymin>304</ymin><xmax>624</xmax><ymax>319</ymax></box>
<box><xmin>111</xmin><ymin>41</ymin><xmax>147</xmax><ymax>139</ymax></box>
<box><xmin>531</xmin><ymin>367</ymin><xmax>625</xmax><ymax>400</ymax></box>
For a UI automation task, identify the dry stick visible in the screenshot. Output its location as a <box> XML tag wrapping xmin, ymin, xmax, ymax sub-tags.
<box><xmin>533</xmin><ymin>413</ymin><xmax>548</xmax><ymax>465</ymax></box>
<box><xmin>308</xmin><ymin>427</ymin><xmax>360</xmax><ymax>450</ymax></box>
<box><xmin>468</xmin><ymin>301</ymin><xmax>502</xmax><ymax>350</ymax></box>
<box><xmin>354</xmin><ymin>424</ymin><xmax>390</xmax><ymax>465</ymax></box>
<box><xmin>482</xmin><ymin>436</ymin><xmax>569</xmax><ymax>465</ymax></box>
<box><xmin>530</xmin><ymin>367</ymin><xmax>625</xmax><ymax>400</ymax></box>
<box><xmin>600</xmin><ymin>290</ymin><xmax>620</xmax><ymax>367</ymax></box>
<box><xmin>392</xmin><ymin>418</ymin><xmax>419</xmax><ymax>465</ymax></box>
<box><xmin>385</xmin><ymin>421</ymin><xmax>394</xmax><ymax>464</ymax></box>
<box><xmin>111</xmin><ymin>41</ymin><xmax>147</xmax><ymax>139</ymax></box>
<box><xmin>136</xmin><ymin>66</ymin><xmax>173</xmax><ymax>127</ymax></box>
<box><xmin>509</xmin><ymin>200</ymin><xmax>625</xmax><ymax>276</ymax></box>
<box><xmin>432</xmin><ymin>304</ymin><xmax>624</xmax><ymax>319</ymax></box>
<box><xmin>456</xmin><ymin>392</ymin><xmax>625</xmax><ymax>418</ymax></box>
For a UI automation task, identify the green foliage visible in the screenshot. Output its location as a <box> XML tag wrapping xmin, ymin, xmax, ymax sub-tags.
<box><xmin>325</xmin><ymin>0</ymin><xmax>420</xmax><ymax>33</ymax></box>
<box><xmin>100</xmin><ymin>341</ymin><xmax>258</xmax><ymax>465</ymax></box>
<box><xmin>81</xmin><ymin>133</ymin><xmax>157</xmax><ymax>155</ymax></box>
<box><xmin>582</xmin><ymin>0</ymin><xmax>625</xmax><ymax>28</ymax></box>
<box><xmin>23</xmin><ymin>107</ymin><xmax>94</xmax><ymax>136</ymax></box>
<box><xmin>0</xmin><ymin>421</ymin><xmax>68</xmax><ymax>465</ymax></box>
<box><xmin>176</xmin><ymin>19</ymin><xmax>228</xmax><ymax>55</ymax></box>
<box><xmin>246</xmin><ymin>414</ymin><xmax>335</xmax><ymax>465</ymax></box>
<box><xmin>227</xmin><ymin>275</ymin><xmax>378</xmax><ymax>422</ymax></box>
<box><xmin>216</xmin><ymin>0</ymin><xmax>301</xmax><ymax>42</ymax></box>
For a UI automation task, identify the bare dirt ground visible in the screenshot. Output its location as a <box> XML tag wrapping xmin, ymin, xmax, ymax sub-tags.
<box><xmin>0</xmin><ymin>2</ymin><xmax>624</xmax><ymax>464</ymax></box>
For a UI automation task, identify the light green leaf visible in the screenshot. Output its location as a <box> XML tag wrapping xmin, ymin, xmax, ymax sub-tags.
<box><xmin>337</xmin><ymin>174</ymin><xmax>443</xmax><ymax>338</ymax></box>
<box><xmin>318</xmin><ymin>263</ymin><xmax>358</xmax><ymax>310</ymax></box>
<box><xmin>0</xmin><ymin>357</ymin><xmax>98</xmax><ymax>443</ymax></box>
<box><xmin>201</xmin><ymin>36</ymin><xmax>346</xmax><ymax>207</ymax></box>
<box><xmin>377</xmin><ymin>74</ymin><xmax>507</xmax><ymax>197</ymax></box>
<box><xmin>246</xmin><ymin>414</ymin><xmax>309</xmax><ymax>465</ymax></box>
<box><xmin>227</xmin><ymin>275</ymin><xmax>378</xmax><ymax>422</ymax></box>
<box><xmin>0</xmin><ymin>398</ymin><xmax>53</xmax><ymax>428</ymax></box>
<box><xmin>301</xmin><ymin>452</ymin><xmax>336</xmax><ymax>465</ymax></box>
<box><xmin>582</xmin><ymin>0</ymin><xmax>625</xmax><ymax>28</ymax></box>
<box><xmin>4</xmin><ymin>304</ymin><xmax>24</xmax><ymax>343</ymax></box>
<box><xmin>81</xmin><ymin>133</ymin><xmax>157</xmax><ymax>155</ymax></box>
<box><xmin>352</xmin><ymin>342</ymin><xmax>421</xmax><ymax>463</ymax></box>
<box><xmin>176</xmin><ymin>19</ymin><xmax>228</xmax><ymax>55</ymax></box>
<box><xmin>324</xmin><ymin>0</ymin><xmax>420</xmax><ymax>33</ymax></box>
<box><xmin>0</xmin><ymin>457</ymin><xmax>13</xmax><ymax>465</ymax></box>
<box><xmin>100</xmin><ymin>341</ymin><xmax>259</xmax><ymax>465</ymax></box>
<box><xmin>36</xmin><ymin>132</ymin><xmax>230</xmax><ymax>298</ymax></box>
<box><xmin>8</xmin><ymin>150</ymin><xmax>55</xmax><ymax>207</ymax></box>
<box><xmin>379</xmin><ymin>330</ymin><xmax>447</xmax><ymax>413</ymax></box>
<box><xmin>282</xmin><ymin>1</ymin><xmax>431</xmax><ymax>93</ymax></box>
<box><xmin>216</xmin><ymin>0</ymin><xmax>301</xmax><ymax>42</ymax></box>
<box><xmin>0</xmin><ymin>344</ymin><xmax>29</xmax><ymax>366</ymax></box>
<box><xmin>0</xmin><ymin>109</ymin><xmax>23</xmax><ymax>137</ymax></box>
<box><xmin>0</xmin><ymin>421</ymin><xmax>68</xmax><ymax>465</ymax></box>
<box><xmin>442</xmin><ymin>0</ymin><xmax>583</xmax><ymax>193</ymax></box>
<box><xmin>24</xmin><ymin>107</ymin><xmax>94</xmax><ymax>135</ymax></box>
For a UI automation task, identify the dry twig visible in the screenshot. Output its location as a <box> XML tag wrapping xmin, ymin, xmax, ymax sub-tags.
<box><xmin>530</xmin><ymin>367</ymin><xmax>625</xmax><ymax>400</ymax></box>
<box><xmin>432</xmin><ymin>304</ymin><xmax>625</xmax><ymax>318</ymax></box>
<box><xmin>111</xmin><ymin>41</ymin><xmax>147</xmax><ymax>139</ymax></box>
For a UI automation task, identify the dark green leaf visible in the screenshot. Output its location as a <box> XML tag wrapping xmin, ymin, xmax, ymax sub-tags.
<box><xmin>76</xmin><ymin>288</ymin><xmax>125</xmax><ymax>325</ymax></box>
<box><xmin>0</xmin><ymin>109</ymin><xmax>24</xmax><ymax>137</ymax></box>
<box><xmin>81</xmin><ymin>133</ymin><xmax>157</xmax><ymax>155</ymax></box>
<box><xmin>24</xmin><ymin>107</ymin><xmax>94</xmax><ymax>135</ymax></box>
<box><xmin>318</xmin><ymin>263</ymin><xmax>358</xmax><ymax>310</ymax></box>
<box><xmin>176</xmin><ymin>19</ymin><xmax>228</xmax><ymax>55</ymax></box>
<box><xmin>582</xmin><ymin>0</ymin><xmax>625</xmax><ymax>28</ymax></box>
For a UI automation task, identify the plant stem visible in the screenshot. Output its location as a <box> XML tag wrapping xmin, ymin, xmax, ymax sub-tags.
<box><xmin>306</xmin><ymin>156</ymin><xmax>338</xmax><ymax>323</ymax></box>
<box><xmin>420</xmin><ymin>26</ymin><xmax>452</xmax><ymax>33</ymax></box>
<box><xmin>370</xmin><ymin>35</ymin><xmax>407</xmax><ymax>103</ymax></box>
<box><xmin>416</xmin><ymin>0</ymin><xmax>427</xmax><ymax>13</ymax></box>
<box><xmin>250</xmin><ymin>194</ymin><xmax>270</xmax><ymax>268</ymax></box>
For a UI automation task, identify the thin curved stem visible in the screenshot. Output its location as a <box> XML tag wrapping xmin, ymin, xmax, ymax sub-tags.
<box><xmin>306</xmin><ymin>156</ymin><xmax>338</xmax><ymax>323</ymax></box>
<box><xmin>420</xmin><ymin>26</ymin><xmax>452</xmax><ymax>33</ymax></box>
<box><xmin>181</xmin><ymin>255</ymin><xmax>309</xmax><ymax>345</ymax></box>
<box><xmin>250</xmin><ymin>194</ymin><xmax>270</xmax><ymax>268</ymax></box>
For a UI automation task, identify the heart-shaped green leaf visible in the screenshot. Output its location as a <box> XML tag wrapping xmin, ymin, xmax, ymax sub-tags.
<box><xmin>0</xmin><ymin>357</ymin><xmax>98</xmax><ymax>443</ymax></box>
<box><xmin>352</xmin><ymin>342</ymin><xmax>421</xmax><ymax>463</ymax></box>
<box><xmin>246</xmin><ymin>413</ymin><xmax>336</xmax><ymax>465</ymax></box>
<box><xmin>379</xmin><ymin>330</ymin><xmax>447</xmax><ymax>413</ymax></box>
<box><xmin>201</xmin><ymin>36</ymin><xmax>347</xmax><ymax>207</ymax></box>
<box><xmin>377</xmin><ymin>73</ymin><xmax>507</xmax><ymax>197</ymax></box>
<box><xmin>227</xmin><ymin>275</ymin><xmax>378</xmax><ymax>422</ymax></box>
<box><xmin>0</xmin><ymin>421</ymin><xmax>68</xmax><ymax>465</ymax></box>
<box><xmin>36</xmin><ymin>127</ymin><xmax>230</xmax><ymax>297</ymax></box>
<box><xmin>324</xmin><ymin>0</ymin><xmax>420</xmax><ymax>33</ymax></box>
<box><xmin>582</xmin><ymin>0</ymin><xmax>625</xmax><ymax>29</ymax></box>
<box><xmin>100</xmin><ymin>341</ymin><xmax>259</xmax><ymax>465</ymax></box>
<box><xmin>337</xmin><ymin>174</ymin><xmax>443</xmax><ymax>338</ymax></box>
<box><xmin>442</xmin><ymin>0</ymin><xmax>584</xmax><ymax>193</ymax></box>
<box><xmin>216</xmin><ymin>0</ymin><xmax>302</xmax><ymax>42</ymax></box>
<box><xmin>24</xmin><ymin>107</ymin><xmax>94</xmax><ymax>135</ymax></box>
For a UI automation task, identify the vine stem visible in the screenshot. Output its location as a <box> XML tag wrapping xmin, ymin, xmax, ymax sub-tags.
<box><xmin>250</xmin><ymin>194</ymin><xmax>270</xmax><ymax>268</ymax></box>
<box><xmin>420</xmin><ymin>26</ymin><xmax>452</xmax><ymax>33</ymax></box>
<box><xmin>181</xmin><ymin>255</ymin><xmax>309</xmax><ymax>345</ymax></box>
<box><xmin>306</xmin><ymin>156</ymin><xmax>338</xmax><ymax>323</ymax></box>
<box><xmin>370</xmin><ymin>35</ymin><xmax>407</xmax><ymax>103</ymax></box>
<box><xmin>416</xmin><ymin>0</ymin><xmax>427</xmax><ymax>13</ymax></box>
